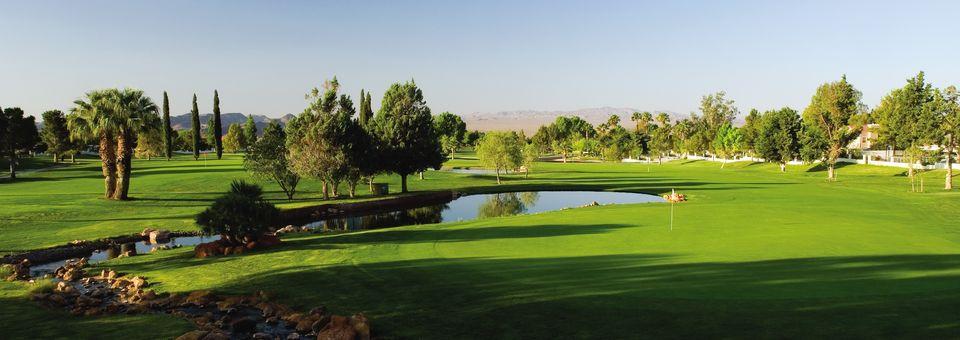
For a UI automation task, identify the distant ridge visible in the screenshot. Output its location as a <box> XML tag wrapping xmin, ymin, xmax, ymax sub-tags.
<box><xmin>169</xmin><ymin>112</ymin><xmax>295</xmax><ymax>135</ymax></box>
<box><xmin>461</xmin><ymin>107</ymin><xmax>683</xmax><ymax>134</ymax></box>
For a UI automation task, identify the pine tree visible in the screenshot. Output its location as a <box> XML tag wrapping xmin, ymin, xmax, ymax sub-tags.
<box><xmin>213</xmin><ymin>90</ymin><xmax>223</xmax><ymax>159</ymax></box>
<box><xmin>162</xmin><ymin>91</ymin><xmax>172</xmax><ymax>160</ymax></box>
<box><xmin>191</xmin><ymin>94</ymin><xmax>201</xmax><ymax>160</ymax></box>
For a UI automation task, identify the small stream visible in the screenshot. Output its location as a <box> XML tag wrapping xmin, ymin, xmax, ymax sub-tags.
<box><xmin>30</xmin><ymin>235</ymin><xmax>221</xmax><ymax>277</ymax></box>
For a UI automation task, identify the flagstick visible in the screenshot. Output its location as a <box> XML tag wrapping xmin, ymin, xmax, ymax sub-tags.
<box><xmin>670</xmin><ymin>202</ymin><xmax>674</xmax><ymax>231</ymax></box>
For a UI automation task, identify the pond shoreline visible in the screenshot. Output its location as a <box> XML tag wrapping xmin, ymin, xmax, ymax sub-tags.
<box><xmin>1</xmin><ymin>190</ymin><xmax>458</xmax><ymax>266</ymax></box>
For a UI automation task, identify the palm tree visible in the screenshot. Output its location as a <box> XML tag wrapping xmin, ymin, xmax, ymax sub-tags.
<box><xmin>109</xmin><ymin>88</ymin><xmax>159</xmax><ymax>200</ymax></box>
<box><xmin>68</xmin><ymin>88</ymin><xmax>159</xmax><ymax>200</ymax></box>
<box><xmin>630</xmin><ymin>111</ymin><xmax>654</xmax><ymax>134</ymax></box>
<box><xmin>68</xmin><ymin>90</ymin><xmax>119</xmax><ymax>199</ymax></box>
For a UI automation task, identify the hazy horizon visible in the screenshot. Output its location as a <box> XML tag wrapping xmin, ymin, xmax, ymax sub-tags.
<box><xmin>3</xmin><ymin>0</ymin><xmax>960</xmax><ymax>119</ymax></box>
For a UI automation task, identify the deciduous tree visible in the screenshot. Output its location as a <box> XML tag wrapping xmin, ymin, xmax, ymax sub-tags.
<box><xmin>477</xmin><ymin>131</ymin><xmax>523</xmax><ymax>184</ymax></box>
<box><xmin>755</xmin><ymin>108</ymin><xmax>801</xmax><ymax>172</ymax></box>
<box><xmin>801</xmin><ymin>75</ymin><xmax>865</xmax><ymax>180</ymax></box>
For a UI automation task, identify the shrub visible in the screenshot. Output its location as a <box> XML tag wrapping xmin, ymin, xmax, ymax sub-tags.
<box><xmin>195</xmin><ymin>180</ymin><xmax>280</xmax><ymax>245</ymax></box>
<box><xmin>27</xmin><ymin>279</ymin><xmax>55</xmax><ymax>294</ymax></box>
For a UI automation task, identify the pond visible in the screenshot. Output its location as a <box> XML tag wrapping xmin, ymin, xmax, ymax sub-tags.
<box><xmin>305</xmin><ymin>191</ymin><xmax>663</xmax><ymax>231</ymax></box>
<box><xmin>28</xmin><ymin>191</ymin><xmax>662</xmax><ymax>276</ymax></box>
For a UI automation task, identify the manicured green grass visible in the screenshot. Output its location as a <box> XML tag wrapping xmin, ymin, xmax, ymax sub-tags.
<box><xmin>2</xmin><ymin>155</ymin><xmax>959</xmax><ymax>338</ymax></box>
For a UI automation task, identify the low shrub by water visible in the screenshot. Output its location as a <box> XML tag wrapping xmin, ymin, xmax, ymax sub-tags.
<box><xmin>27</xmin><ymin>279</ymin><xmax>55</xmax><ymax>294</ymax></box>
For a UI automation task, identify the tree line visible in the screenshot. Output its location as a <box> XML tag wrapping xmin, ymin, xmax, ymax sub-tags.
<box><xmin>510</xmin><ymin>74</ymin><xmax>958</xmax><ymax>191</ymax></box>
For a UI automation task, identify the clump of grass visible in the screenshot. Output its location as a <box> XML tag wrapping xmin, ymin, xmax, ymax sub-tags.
<box><xmin>0</xmin><ymin>265</ymin><xmax>13</xmax><ymax>281</ymax></box>
<box><xmin>27</xmin><ymin>279</ymin><xmax>56</xmax><ymax>294</ymax></box>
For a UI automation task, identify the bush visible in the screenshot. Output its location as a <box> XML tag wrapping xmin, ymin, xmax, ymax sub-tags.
<box><xmin>27</xmin><ymin>279</ymin><xmax>55</xmax><ymax>294</ymax></box>
<box><xmin>195</xmin><ymin>180</ymin><xmax>279</xmax><ymax>245</ymax></box>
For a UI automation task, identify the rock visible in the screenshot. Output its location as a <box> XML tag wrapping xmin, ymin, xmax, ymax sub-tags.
<box><xmin>83</xmin><ymin>307</ymin><xmax>103</xmax><ymax>317</ymax></box>
<box><xmin>129</xmin><ymin>276</ymin><xmax>147</xmax><ymax>289</ymax></box>
<box><xmin>149</xmin><ymin>230</ymin><xmax>171</xmax><ymax>244</ymax></box>
<box><xmin>311</xmin><ymin>315</ymin><xmax>331</xmax><ymax>333</ymax></box>
<box><xmin>75</xmin><ymin>295</ymin><xmax>101</xmax><ymax>307</ymax></box>
<box><xmin>350</xmin><ymin>313</ymin><xmax>371</xmax><ymax>340</ymax></box>
<box><xmin>230</xmin><ymin>317</ymin><xmax>258</xmax><ymax>334</ymax></box>
<box><xmin>195</xmin><ymin>241</ymin><xmax>226</xmax><ymax>258</ymax></box>
<box><xmin>175</xmin><ymin>330</ymin><xmax>209</xmax><ymax>340</ymax></box>
<box><xmin>55</xmin><ymin>281</ymin><xmax>79</xmax><ymax>296</ymax></box>
<box><xmin>47</xmin><ymin>293</ymin><xmax>68</xmax><ymax>306</ymax></box>
<box><xmin>185</xmin><ymin>290</ymin><xmax>217</xmax><ymax>306</ymax></box>
<box><xmin>275</xmin><ymin>225</ymin><xmax>298</xmax><ymax>236</ymax></box>
<box><xmin>11</xmin><ymin>259</ymin><xmax>31</xmax><ymax>280</ymax></box>
<box><xmin>201</xmin><ymin>331</ymin><xmax>231</xmax><ymax>340</ymax></box>
<box><xmin>316</xmin><ymin>315</ymin><xmax>357</xmax><ymax>340</ymax></box>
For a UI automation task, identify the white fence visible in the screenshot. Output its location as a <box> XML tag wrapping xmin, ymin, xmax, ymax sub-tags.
<box><xmin>623</xmin><ymin>155</ymin><xmax>960</xmax><ymax>170</ymax></box>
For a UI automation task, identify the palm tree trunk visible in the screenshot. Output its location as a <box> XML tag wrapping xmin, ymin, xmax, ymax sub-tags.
<box><xmin>113</xmin><ymin>130</ymin><xmax>133</xmax><ymax>200</ymax></box>
<box><xmin>99</xmin><ymin>134</ymin><xmax>118</xmax><ymax>199</ymax></box>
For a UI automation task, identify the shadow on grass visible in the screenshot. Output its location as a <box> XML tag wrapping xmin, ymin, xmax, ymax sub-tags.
<box><xmin>182</xmin><ymin>252</ymin><xmax>960</xmax><ymax>339</ymax></box>
<box><xmin>806</xmin><ymin>161</ymin><xmax>855</xmax><ymax>173</ymax></box>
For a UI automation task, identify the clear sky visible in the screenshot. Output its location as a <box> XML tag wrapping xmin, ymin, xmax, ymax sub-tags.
<box><xmin>2</xmin><ymin>0</ymin><xmax>959</xmax><ymax>118</ymax></box>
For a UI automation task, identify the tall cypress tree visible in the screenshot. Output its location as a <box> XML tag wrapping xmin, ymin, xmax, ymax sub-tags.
<box><xmin>359</xmin><ymin>89</ymin><xmax>375</xmax><ymax>126</ymax></box>
<box><xmin>191</xmin><ymin>94</ymin><xmax>201</xmax><ymax>160</ymax></box>
<box><xmin>213</xmin><ymin>90</ymin><xmax>223</xmax><ymax>159</ymax></box>
<box><xmin>162</xmin><ymin>91</ymin><xmax>173</xmax><ymax>160</ymax></box>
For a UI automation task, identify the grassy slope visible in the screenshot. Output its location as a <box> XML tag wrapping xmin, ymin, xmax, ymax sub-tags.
<box><xmin>1</xmin><ymin>156</ymin><xmax>959</xmax><ymax>338</ymax></box>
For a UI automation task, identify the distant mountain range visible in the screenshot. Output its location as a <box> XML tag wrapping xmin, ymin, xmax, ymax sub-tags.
<box><xmin>170</xmin><ymin>112</ymin><xmax>295</xmax><ymax>135</ymax></box>
<box><xmin>460</xmin><ymin>107</ymin><xmax>683</xmax><ymax>134</ymax></box>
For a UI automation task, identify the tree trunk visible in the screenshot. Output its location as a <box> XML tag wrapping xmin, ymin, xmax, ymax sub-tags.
<box><xmin>562</xmin><ymin>152</ymin><xmax>567</xmax><ymax>163</ymax></box>
<box><xmin>70</xmin><ymin>154</ymin><xmax>75</xmax><ymax>163</ymax></box>
<box><xmin>827</xmin><ymin>164</ymin><xmax>835</xmax><ymax>180</ymax></box>
<box><xmin>495</xmin><ymin>169</ymin><xmax>501</xmax><ymax>184</ymax></box>
<box><xmin>8</xmin><ymin>155</ymin><xmax>15</xmax><ymax>179</ymax></box>
<box><xmin>368</xmin><ymin>176</ymin><xmax>374</xmax><ymax>193</ymax></box>
<box><xmin>113</xmin><ymin>131</ymin><xmax>133</xmax><ymax>200</ymax></box>
<box><xmin>779</xmin><ymin>163</ymin><xmax>786</xmax><ymax>172</ymax></box>
<box><xmin>401</xmin><ymin>174</ymin><xmax>408</xmax><ymax>193</ymax></box>
<box><xmin>321</xmin><ymin>181</ymin><xmax>329</xmax><ymax>200</ymax></box>
<box><xmin>349</xmin><ymin>183</ymin><xmax>356</xmax><ymax>198</ymax></box>
<box><xmin>419</xmin><ymin>171</ymin><xmax>424</xmax><ymax>180</ymax></box>
<box><xmin>98</xmin><ymin>134</ymin><xmax>117</xmax><ymax>199</ymax></box>
<box><xmin>946</xmin><ymin>139</ymin><xmax>954</xmax><ymax>190</ymax></box>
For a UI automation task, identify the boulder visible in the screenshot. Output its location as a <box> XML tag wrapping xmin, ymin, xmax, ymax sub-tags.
<box><xmin>149</xmin><ymin>230</ymin><xmax>171</xmax><ymax>244</ymax></box>
<box><xmin>316</xmin><ymin>315</ymin><xmax>357</xmax><ymax>340</ymax></box>
<box><xmin>195</xmin><ymin>241</ymin><xmax>226</xmax><ymax>258</ymax></box>
<box><xmin>185</xmin><ymin>290</ymin><xmax>217</xmax><ymax>306</ymax></box>
<box><xmin>350</xmin><ymin>313</ymin><xmax>371</xmax><ymax>340</ymax></box>
<box><xmin>230</xmin><ymin>317</ymin><xmax>258</xmax><ymax>334</ymax></box>
<box><xmin>201</xmin><ymin>331</ymin><xmax>231</xmax><ymax>340</ymax></box>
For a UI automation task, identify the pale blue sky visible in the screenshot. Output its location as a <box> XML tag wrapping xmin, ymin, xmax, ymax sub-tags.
<box><xmin>2</xmin><ymin>0</ymin><xmax>959</xmax><ymax>118</ymax></box>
